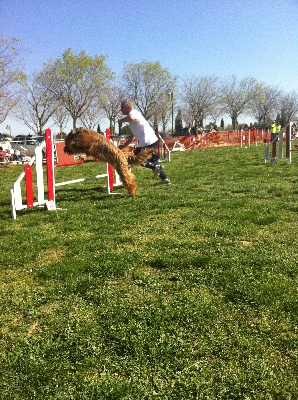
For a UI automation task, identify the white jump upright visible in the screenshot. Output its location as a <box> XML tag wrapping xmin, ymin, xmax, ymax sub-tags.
<box><xmin>10</xmin><ymin>140</ymin><xmax>49</xmax><ymax>219</ymax></box>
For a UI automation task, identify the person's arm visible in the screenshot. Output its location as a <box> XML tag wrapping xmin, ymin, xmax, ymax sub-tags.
<box><xmin>117</xmin><ymin>113</ymin><xmax>136</xmax><ymax>149</ymax></box>
<box><xmin>118</xmin><ymin>112</ymin><xmax>135</xmax><ymax>128</ymax></box>
<box><xmin>118</xmin><ymin>134</ymin><xmax>134</xmax><ymax>150</ymax></box>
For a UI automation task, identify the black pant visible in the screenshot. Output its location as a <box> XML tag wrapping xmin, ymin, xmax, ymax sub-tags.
<box><xmin>135</xmin><ymin>141</ymin><xmax>167</xmax><ymax>180</ymax></box>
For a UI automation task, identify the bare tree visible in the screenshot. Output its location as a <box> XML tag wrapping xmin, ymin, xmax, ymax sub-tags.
<box><xmin>122</xmin><ymin>61</ymin><xmax>177</xmax><ymax>122</ymax></box>
<box><xmin>219</xmin><ymin>76</ymin><xmax>259</xmax><ymax>129</ymax></box>
<box><xmin>18</xmin><ymin>73</ymin><xmax>58</xmax><ymax>134</ymax></box>
<box><xmin>279</xmin><ymin>91</ymin><xmax>298</xmax><ymax>126</ymax></box>
<box><xmin>249</xmin><ymin>85</ymin><xmax>281</xmax><ymax>126</ymax></box>
<box><xmin>179</xmin><ymin>107</ymin><xmax>194</xmax><ymax>128</ymax></box>
<box><xmin>180</xmin><ymin>75</ymin><xmax>219</xmax><ymax>128</ymax></box>
<box><xmin>153</xmin><ymin>94</ymin><xmax>173</xmax><ymax>132</ymax></box>
<box><xmin>100</xmin><ymin>83</ymin><xmax>124</xmax><ymax>135</ymax></box>
<box><xmin>79</xmin><ymin>100</ymin><xmax>104</xmax><ymax>131</ymax></box>
<box><xmin>0</xmin><ymin>36</ymin><xmax>24</xmax><ymax>123</ymax></box>
<box><xmin>52</xmin><ymin>105</ymin><xmax>70</xmax><ymax>136</ymax></box>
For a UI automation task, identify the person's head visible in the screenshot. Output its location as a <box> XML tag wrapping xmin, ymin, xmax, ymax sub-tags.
<box><xmin>121</xmin><ymin>99</ymin><xmax>134</xmax><ymax>115</ymax></box>
<box><xmin>0</xmin><ymin>146</ymin><xmax>3</xmax><ymax>151</ymax></box>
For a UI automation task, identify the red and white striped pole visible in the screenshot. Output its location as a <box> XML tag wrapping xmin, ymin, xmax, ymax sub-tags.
<box><xmin>105</xmin><ymin>128</ymin><xmax>114</xmax><ymax>190</ymax></box>
<box><xmin>24</xmin><ymin>164</ymin><xmax>34</xmax><ymax>208</ymax></box>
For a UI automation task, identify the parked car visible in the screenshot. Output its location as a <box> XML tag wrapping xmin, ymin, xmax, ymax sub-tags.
<box><xmin>11</xmin><ymin>135</ymin><xmax>46</xmax><ymax>157</ymax></box>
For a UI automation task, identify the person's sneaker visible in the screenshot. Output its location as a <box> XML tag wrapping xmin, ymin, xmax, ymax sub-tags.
<box><xmin>161</xmin><ymin>178</ymin><xmax>171</xmax><ymax>184</ymax></box>
<box><xmin>153</xmin><ymin>164</ymin><xmax>164</xmax><ymax>178</ymax></box>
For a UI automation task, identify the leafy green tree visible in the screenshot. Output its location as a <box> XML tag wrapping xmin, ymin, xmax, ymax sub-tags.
<box><xmin>40</xmin><ymin>49</ymin><xmax>113</xmax><ymax>129</ymax></box>
<box><xmin>120</xmin><ymin>125</ymin><xmax>132</xmax><ymax>137</ymax></box>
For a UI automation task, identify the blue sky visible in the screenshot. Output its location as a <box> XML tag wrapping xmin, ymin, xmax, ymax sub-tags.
<box><xmin>1</xmin><ymin>0</ymin><xmax>298</xmax><ymax>134</ymax></box>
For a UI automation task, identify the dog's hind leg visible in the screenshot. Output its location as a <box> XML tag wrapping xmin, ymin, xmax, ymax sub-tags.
<box><xmin>115</xmin><ymin>166</ymin><xmax>138</xmax><ymax>198</ymax></box>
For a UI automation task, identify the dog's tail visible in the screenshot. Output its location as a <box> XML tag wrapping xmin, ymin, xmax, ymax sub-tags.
<box><xmin>126</xmin><ymin>148</ymin><xmax>155</xmax><ymax>166</ymax></box>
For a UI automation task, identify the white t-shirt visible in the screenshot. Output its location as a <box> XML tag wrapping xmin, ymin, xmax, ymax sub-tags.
<box><xmin>128</xmin><ymin>109</ymin><xmax>157</xmax><ymax>147</ymax></box>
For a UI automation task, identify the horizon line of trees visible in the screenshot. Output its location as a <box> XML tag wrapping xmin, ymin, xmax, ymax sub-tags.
<box><xmin>1</xmin><ymin>36</ymin><xmax>298</xmax><ymax>137</ymax></box>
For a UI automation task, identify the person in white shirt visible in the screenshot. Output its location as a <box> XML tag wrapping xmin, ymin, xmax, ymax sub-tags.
<box><xmin>118</xmin><ymin>99</ymin><xmax>170</xmax><ymax>184</ymax></box>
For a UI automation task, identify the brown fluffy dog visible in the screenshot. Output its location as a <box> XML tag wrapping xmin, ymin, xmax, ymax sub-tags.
<box><xmin>64</xmin><ymin>128</ymin><xmax>154</xmax><ymax>197</ymax></box>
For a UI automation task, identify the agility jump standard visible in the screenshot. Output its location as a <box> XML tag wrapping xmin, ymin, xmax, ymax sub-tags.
<box><xmin>10</xmin><ymin>128</ymin><xmax>117</xmax><ymax>219</ymax></box>
<box><xmin>264</xmin><ymin>123</ymin><xmax>292</xmax><ymax>163</ymax></box>
<box><xmin>10</xmin><ymin>139</ymin><xmax>48</xmax><ymax>219</ymax></box>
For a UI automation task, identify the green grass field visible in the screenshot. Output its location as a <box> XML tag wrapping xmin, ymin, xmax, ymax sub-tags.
<box><xmin>0</xmin><ymin>146</ymin><xmax>297</xmax><ymax>399</ymax></box>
